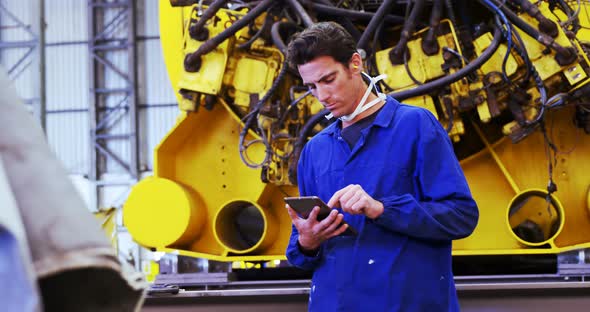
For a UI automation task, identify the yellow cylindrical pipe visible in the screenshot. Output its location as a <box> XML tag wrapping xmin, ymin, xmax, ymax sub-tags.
<box><xmin>507</xmin><ymin>189</ymin><xmax>565</xmax><ymax>247</ymax></box>
<box><xmin>123</xmin><ymin>177</ymin><xmax>206</xmax><ymax>248</ymax></box>
<box><xmin>213</xmin><ymin>200</ymin><xmax>278</xmax><ymax>255</ymax></box>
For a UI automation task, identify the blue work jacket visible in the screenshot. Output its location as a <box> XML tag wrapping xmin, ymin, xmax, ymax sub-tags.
<box><xmin>286</xmin><ymin>96</ymin><xmax>479</xmax><ymax>312</ymax></box>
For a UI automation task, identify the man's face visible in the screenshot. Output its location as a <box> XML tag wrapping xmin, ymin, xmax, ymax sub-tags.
<box><xmin>298</xmin><ymin>55</ymin><xmax>359</xmax><ymax>118</ymax></box>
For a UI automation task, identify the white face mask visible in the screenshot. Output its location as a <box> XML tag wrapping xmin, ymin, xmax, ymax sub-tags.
<box><xmin>326</xmin><ymin>73</ymin><xmax>388</xmax><ymax>121</ymax></box>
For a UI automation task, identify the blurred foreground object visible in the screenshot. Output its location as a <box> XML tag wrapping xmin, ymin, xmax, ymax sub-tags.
<box><xmin>0</xmin><ymin>68</ymin><xmax>147</xmax><ymax>311</ymax></box>
<box><xmin>0</xmin><ymin>157</ymin><xmax>41</xmax><ymax>311</ymax></box>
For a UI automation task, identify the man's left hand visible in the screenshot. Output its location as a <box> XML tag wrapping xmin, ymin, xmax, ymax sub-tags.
<box><xmin>327</xmin><ymin>184</ymin><xmax>384</xmax><ymax>219</ymax></box>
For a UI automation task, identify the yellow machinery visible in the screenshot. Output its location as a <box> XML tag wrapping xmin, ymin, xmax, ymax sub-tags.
<box><xmin>124</xmin><ymin>0</ymin><xmax>590</xmax><ymax>262</ymax></box>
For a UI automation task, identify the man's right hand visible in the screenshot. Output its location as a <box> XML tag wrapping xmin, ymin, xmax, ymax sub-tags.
<box><xmin>286</xmin><ymin>204</ymin><xmax>349</xmax><ymax>252</ymax></box>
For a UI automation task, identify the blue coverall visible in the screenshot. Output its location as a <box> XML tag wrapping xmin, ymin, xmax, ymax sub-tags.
<box><xmin>286</xmin><ymin>96</ymin><xmax>479</xmax><ymax>311</ymax></box>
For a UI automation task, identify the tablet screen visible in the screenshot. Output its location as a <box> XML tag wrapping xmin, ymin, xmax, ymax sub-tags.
<box><xmin>284</xmin><ymin>196</ymin><xmax>357</xmax><ymax>235</ymax></box>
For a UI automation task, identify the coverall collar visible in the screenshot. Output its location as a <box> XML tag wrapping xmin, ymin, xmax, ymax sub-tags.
<box><xmin>323</xmin><ymin>95</ymin><xmax>400</xmax><ymax>136</ymax></box>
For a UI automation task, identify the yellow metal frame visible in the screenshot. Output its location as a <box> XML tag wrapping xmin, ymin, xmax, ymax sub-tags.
<box><xmin>121</xmin><ymin>1</ymin><xmax>590</xmax><ymax>261</ymax></box>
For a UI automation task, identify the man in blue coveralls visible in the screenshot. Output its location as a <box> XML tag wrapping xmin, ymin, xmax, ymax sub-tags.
<box><xmin>284</xmin><ymin>22</ymin><xmax>479</xmax><ymax>311</ymax></box>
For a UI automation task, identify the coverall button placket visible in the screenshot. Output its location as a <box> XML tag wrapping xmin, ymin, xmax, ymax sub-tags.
<box><xmin>334</xmin><ymin>130</ymin><xmax>352</xmax><ymax>157</ymax></box>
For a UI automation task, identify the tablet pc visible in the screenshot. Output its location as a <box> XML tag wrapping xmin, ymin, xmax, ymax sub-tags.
<box><xmin>284</xmin><ymin>196</ymin><xmax>357</xmax><ymax>235</ymax></box>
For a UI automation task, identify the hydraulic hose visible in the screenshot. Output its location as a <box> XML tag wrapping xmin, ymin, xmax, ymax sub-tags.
<box><xmin>510</xmin><ymin>22</ymin><xmax>533</xmax><ymax>83</ymax></box>
<box><xmin>484</xmin><ymin>0</ymin><xmax>576</xmax><ymax>65</ymax></box>
<box><xmin>286</xmin><ymin>0</ymin><xmax>314</xmax><ymax>28</ymax></box>
<box><xmin>444</xmin><ymin>0</ymin><xmax>458</xmax><ymax>26</ymax></box>
<box><xmin>510</xmin><ymin>0</ymin><xmax>558</xmax><ymax>37</ymax></box>
<box><xmin>390</xmin><ymin>25</ymin><xmax>502</xmax><ymax>101</ymax></box>
<box><xmin>184</xmin><ymin>0</ymin><xmax>274</xmax><ymax>72</ymax></box>
<box><xmin>422</xmin><ymin>0</ymin><xmax>443</xmax><ymax>55</ymax></box>
<box><xmin>357</xmin><ymin>0</ymin><xmax>397</xmax><ymax>55</ymax></box>
<box><xmin>189</xmin><ymin>0</ymin><xmax>228</xmax><ymax>41</ymax></box>
<box><xmin>277</xmin><ymin>88</ymin><xmax>312</xmax><ymax>129</ymax></box>
<box><xmin>316</xmin><ymin>0</ymin><xmax>362</xmax><ymax>42</ymax></box>
<box><xmin>556</xmin><ymin>0</ymin><xmax>580</xmax><ymax>33</ymax></box>
<box><xmin>170</xmin><ymin>0</ymin><xmax>198</xmax><ymax>6</ymax></box>
<box><xmin>238</xmin><ymin>12</ymin><xmax>273</xmax><ymax>50</ymax></box>
<box><xmin>271</xmin><ymin>21</ymin><xmax>298</xmax><ymax>54</ymax></box>
<box><xmin>303</xmin><ymin>1</ymin><xmax>405</xmax><ymax>25</ymax></box>
<box><xmin>389</xmin><ymin>0</ymin><xmax>426</xmax><ymax>65</ymax></box>
<box><xmin>238</xmin><ymin>59</ymin><xmax>290</xmax><ymax>168</ymax></box>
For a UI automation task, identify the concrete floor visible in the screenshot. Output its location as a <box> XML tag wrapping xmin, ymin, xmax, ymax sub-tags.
<box><xmin>143</xmin><ymin>286</ymin><xmax>590</xmax><ymax>311</ymax></box>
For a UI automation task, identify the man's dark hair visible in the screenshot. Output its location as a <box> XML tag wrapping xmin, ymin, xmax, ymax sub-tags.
<box><xmin>286</xmin><ymin>22</ymin><xmax>357</xmax><ymax>70</ymax></box>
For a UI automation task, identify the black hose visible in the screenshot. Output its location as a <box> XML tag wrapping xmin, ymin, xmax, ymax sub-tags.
<box><xmin>523</xmin><ymin>61</ymin><xmax>547</xmax><ymax>126</ymax></box>
<box><xmin>511</xmin><ymin>0</ymin><xmax>558</xmax><ymax>37</ymax></box>
<box><xmin>404</xmin><ymin>49</ymin><xmax>423</xmax><ymax>85</ymax></box>
<box><xmin>237</xmin><ymin>12</ymin><xmax>273</xmax><ymax>50</ymax></box>
<box><xmin>444</xmin><ymin>0</ymin><xmax>458</xmax><ymax>26</ymax></box>
<box><xmin>556</xmin><ymin>0</ymin><xmax>573</xmax><ymax>15</ymax></box>
<box><xmin>556</xmin><ymin>0</ymin><xmax>580</xmax><ymax>33</ymax></box>
<box><xmin>189</xmin><ymin>0</ymin><xmax>227</xmax><ymax>40</ymax></box>
<box><xmin>389</xmin><ymin>0</ymin><xmax>426</xmax><ymax>65</ymax></box>
<box><xmin>277</xmin><ymin>89</ymin><xmax>312</xmax><ymax>128</ymax></box>
<box><xmin>303</xmin><ymin>1</ymin><xmax>405</xmax><ymax>25</ymax></box>
<box><xmin>510</xmin><ymin>23</ymin><xmax>533</xmax><ymax>83</ymax></box>
<box><xmin>316</xmin><ymin>0</ymin><xmax>362</xmax><ymax>42</ymax></box>
<box><xmin>390</xmin><ymin>26</ymin><xmax>503</xmax><ymax>101</ymax></box>
<box><xmin>239</xmin><ymin>59</ymin><xmax>290</xmax><ymax>168</ymax></box>
<box><xmin>422</xmin><ymin>0</ymin><xmax>443</xmax><ymax>55</ymax></box>
<box><xmin>244</xmin><ymin>59</ymin><xmax>290</xmax><ymax>128</ymax></box>
<box><xmin>368</xmin><ymin>22</ymin><xmax>396</xmax><ymax>92</ymax></box>
<box><xmin>367</xmin><ymin>20</ymin><xmax>384</xmax><ymax>71</ymax></box>
<box><xmin>485</xmin><ymin>0</ymin><xmax>576</xmax><ymax>65</ymax></box>
<box><xmin>184</xmin><ymin>0</ymin><xmax>274</xmax><ymax>72</ymax></box>
<box><xmin>271</xmin><ymin>21</ymin><xmax>298</xmax><ymax>54</ymax></box>
<box><xmin>444</xmin><ymin>97</ymin><xmax>454</xmax><ymax>133</ymax></box>
<box><xmin>288</xmin><ymin>109</ymin><xmax>332</xmax><ymax>184</ymax></box>
<box><xmin>357</xmin><ymin>0</ymin><xmax>397</xmax><ymax>54</ymax></box>
<box><xmin>286</xmin><ymin>0</ymin><xmax>314</xmax><ymax>27</ymax></box>
<box><xmin>170</xmin><ymin>0</ymin><xmax>198</xmax><ymax>6</ymax></box>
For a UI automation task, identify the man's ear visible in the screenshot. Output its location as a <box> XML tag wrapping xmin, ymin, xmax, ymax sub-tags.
<box><xmin>349</xmin><ymin>52</ymin><xmax>363</xmax><ymax>73</ymax></box>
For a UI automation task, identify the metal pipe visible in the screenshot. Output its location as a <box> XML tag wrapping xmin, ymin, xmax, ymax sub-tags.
<box><xmin>128</xmin><ymin>0</ymin><xmax>140</xmax><ymax>179</ymax></box>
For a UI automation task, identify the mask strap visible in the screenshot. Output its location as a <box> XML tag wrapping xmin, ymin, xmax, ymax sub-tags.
<box><xmin>326</xmin><ymin>73</ymin><xmax>387</xmax><ymax>121</ymax></box>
